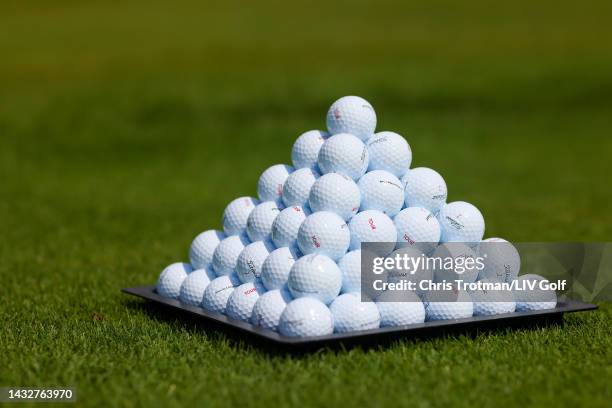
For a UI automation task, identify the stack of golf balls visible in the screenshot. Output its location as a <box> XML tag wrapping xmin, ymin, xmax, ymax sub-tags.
<box><xmin>156</xmin><ymin>96</ymin><xmax>556</xmax><ymax>338</ymax></box>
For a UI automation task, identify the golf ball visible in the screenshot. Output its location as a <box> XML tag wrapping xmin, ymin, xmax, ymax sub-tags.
<box><xmin>281</xmin><ymin>167</ymin><xmax>320</xmax><ymax>207</ymax></box>
<box><xmin>179</xmin><ymin>267</ymin><xmax>216</xmax><ymax>306</ymax></box>
<box><xmin>431</xmin><ymin>243</ymin><xmax>480</xmax><ymax>283</ymax></box>
<box><xmin>235</xmin><ymin>240</ymin><xmax>276</xmax><ymax>283</ymax></box>
<box><xmin>468</xmin><ymin>279</ymin><xmax>516</xmax><ymax>316</ymax></box>
<box><xmin>251</xmin><ymin>288</ymin><xmax>294</xmax><ymax>331</ymax></box>
<box><xmin>271</xmin><ymin>205</ymin><xmax>311</xmax><ymax>248</ymax></box>
<box><xmin>291</xmin><ymin>130</ymin><xmax>329</xmax><ymax>170</ymax></box>
<box><xmin>394</xmin><ymin>207</ymin><xmax>441</xmax><ymax>254</ymax></box>
<box><xmin>308</xmin><ymin>172</ymin><xmax>360</xmax><ymax>221</ymax></box>
<box><xmin>189</xmin><ymin>229</ymin><xmax>226</xmax><ymax>269</ymax></box>
<box><xmin>424</xmin><ymin>288</ymin><xmax>473</xmax><ymax>321</ymax></box>
<box><xmin>438</xmin><ymin>201</ymin><xmax>485</xmax><ymax>246</ymax></box>
<box><xmin>257</xmin><ymin>164</ymin><xmax>294</xmax><ymax>204</ymax></box>
<box><xmin>329</xmin><ymin>293</ymin><xmax>380</xmax><ymax>333</ymax></box>
<box><xmin>246</xmin><ymin>201</ymin><xmax>281</xmax><ymax>242</ymax></box>
<box><xmin>225</xmin><ymin>280</ymin><xmax>266</xmax><ymax>322</ymax></box>
<box><xmin>385</xmin><ymin>246</ymin><xmax>433</xmax><ymax>296</ymax></box>
<box><xmin>157</xmin><ymin>262</ymin><xmax>193</xmax><ymax>299</ymax></box>
<box><xmin>287</xmin><ymin>253</ymin><xmax>342</xmax><ymax>305</ymax></box>
<box><xmin>279</xmin><ymin>297</ymin><xmax>334</xmax><ymax>337</ymax></box>
<box><xmin>477</xmin><ymin>238</ymin><xmax>521</xmax><ymax>283</ymax></box>
<box><xmin>261</xmin><ymin>245</ymin><xmax>301</xmax><ymax>291</ymax></box>
<box><xmin>202</xmin><ymin>273</ymin><xmax>243</xmax><ymax>314</ymax></box>
<box><xmin>212</xmin><ymin>234</ymin><xmax>250</xmax><ymax>276</ymax></box>
<box><xmin>326</xmin><ymin>96</ymin><xmax>376</xmax><ymax>141</ymax></box>
<box><xmin>402</xmin><ymin>167</ymin><xmax>447</xmax><ymax>214</ymax></box>
<box><xmin>514</xmin><ymin>274</ymin><xmax>557</xmax><ymax>311</ymax></box>
<box><xmin>297</xmin><ymin>211</ymin><xmax>350</xmax><ymax>261</ymax></box>
<box><xmin>338</xmin><ymin>250</ymin><xmax>362</xmax><ymax>294</ymax></box>
<box><xmin>317</xmin><ymin>133</ymin><xmax>369</xmax><ymax>181</ymax></box>
<box><xmin>376</xmin><ymin>290</ymin><xmax>426</xmax><ymax>327</ymax></box>
<box><xmin>222</xmin><ymin>197</ymin><xmax>260</xmax><ymax>236</ymax></box>
<box><xmin>366</xmin><ymin>131</ymin><xmax>412</xmax><ymax>177</ymax></box>
<box><xmin>357</xmin><ymin>170</ymin><xmax>404</xmax><ymax>217</ymax></box>
<box><xmin>348</xmin><ymin>210</ymin><xmax>397</xmax><ymax>256</ymax></box>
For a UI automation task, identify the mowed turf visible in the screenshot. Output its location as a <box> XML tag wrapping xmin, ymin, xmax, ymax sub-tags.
<box><xmin>1</xmin><ymin>0</ymin><xmax>611</xmax><ymax>406</ymax></box>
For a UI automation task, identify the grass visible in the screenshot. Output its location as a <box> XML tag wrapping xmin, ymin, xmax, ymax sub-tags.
<box><xmin>1</xmin><ymin>0</ymin><xmax>611</xmax><ymax>406</ymax></box>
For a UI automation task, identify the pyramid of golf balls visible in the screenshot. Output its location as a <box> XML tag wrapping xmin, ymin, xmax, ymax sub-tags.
<box><xmin>156</xmin><ymin>96</ymin><xmax>557</xmax><ymax>338</ymax></box>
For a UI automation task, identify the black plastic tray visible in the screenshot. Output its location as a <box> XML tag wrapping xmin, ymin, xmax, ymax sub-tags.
<box><xmin>122</xmin><ymin>285</ymin><xmax>597</xmax><ymax>352</ymax></box>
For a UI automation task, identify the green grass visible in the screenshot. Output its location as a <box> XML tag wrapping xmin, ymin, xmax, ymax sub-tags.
<box><xmin>1</xmin><ymin>0</ymin><xmax>611</xmax><ymax>406</ymax></box>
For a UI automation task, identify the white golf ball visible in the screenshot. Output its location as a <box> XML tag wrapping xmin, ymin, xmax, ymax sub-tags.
<box><xmin>271</xmin><ymin>205</ymin><xmax>311</xmax><ymax>248</ymax></box>
<box><xmin>179</xmin><ymin>267</ymin><xmax>216</xmax><ymax>306</ymax></box>
<box><xmin>189</xmin><ymin>229</ymin><xmax>226</xmax><ymax>269</ymax></box>
<box><xmin>402</xmin><ymin>167</ymin><xmax>447</xmax><ymax>214</ymax></box>
<box><xmin>279</xmin><ymin>297</ymin><xmax>334</xmax><ymax>337</ymax></box>
<box><xmin>357</xmin><ymin>170</ymin><xmax>404</xmax><ymax>217</ymax></box>
<box><xmin>212</xmin><ymin>234</ymin><xmax>250</xmax><ymax>276</ymax></box>
<box><xmin>156</xmin><ymin>262</ymin><xmax>193</xmax><ymax>299</ymax></box>
<box><xmin>251</xmin><ymin>288</ymin><xmax>294</xmax><ymax>331</ymax></box>
<box><xmin>394</xmin><ymin>207</ymin><xmax>441</xmax><ymax>254</ymax></box>
<box><xmin>431</xmin><ymin>243</ymin><xmax>480</xmax><ymax>283</ymax></box>
<box><xmin>297</xmin><ymin>211</ymin><xmax>350</xmax><ymax>261</ymax></box>
<box><xmin>326</xmin><ymin>96</ymin><xmax>377</xmax><ymax>141</ymax></box>
<box><xmin>348</xmin><ymin>210</ymin><xmax>397</xmax><ymax>256</ymax></box>
<box><xmin>477</xmin><ymin>238</ymin><xmax>521</xmax><ymax>283</ymax></box>
<box><xmin>288</xmin><ymin>254</ymin><xmax>342</xmax><ymax>305</ymax></box>
<box><xmin>202</xmin><ymin>273</ymin><xmax>242</xmax><ymax>314</ymax></box>
<box><xmin>338</xmin><ymin>250</ymin><xmax>362</xmax><ymax>294</ymax></box>
<box><xmin>329</xmin><ymin>293</ymin><xmax>380</xmax><ymax>333</ymax></box>
<box><xmin>385</xmin><ymin>246</ymin><xmax>433</xmax><ymax>297</ymax></box>
<box><xmin>222</xmin><ymin>197</ymin><xmax>260</xmax><ymax>236</ymax></box>
<box><xmin>281</xmin><ymin>167</ymin><xmax>320</xmax><ymax>207</ymax></box>
<box><xmin>376</xmin><ymin>290</ymin><xmax>426</xmax><ymax>327</ymax></box>
<box><xmin>246</xmin><ymin>201</ymin><xmax>281</xmax><ymax>242</ymax></box>
<box><xmin>225</xmin><ymin>280</ymin><xmax>266</xmax><ymax>322</ymax></box>
<box><xmin>235</xmin><ymin>240</ymin><xmax>276</xmax><ymax>283</ymax></box>
<box><xmin>514</xmin><ymin>274</ymin><xmax>557</xmax><ymax>311</ymax></box>
<box><xmin>366</xmin><ymin>131</ymin><xmax>412</xmax><ymax>177</ymax></box>
<box><xmin>291</xmin><ymin>130</ymin><xmax>329</xmax><ymax>170</ymax></box>
<box><xmin>438</xmin><ymin>201</ymin><xmax>485</xmax><ymax>246</ymax></box>
<box><xmin>317</xmin><ymin>133</ymin><xmax>369</xmax><ymax>181</ymax></box>
<box><xmin>308</xmin><ymin>172</ymin><xmax>360</xmax><ymax>221</ymax></box>
<box><xmin>257</xmin><ymin>164</ymin><xmax>294</xmax><ymax>204</ymax></box>
<box><xmin>261</xmin><ymin>246</ymin><xmax>301</xmax><ymax>291</ymax></box>
<box><xmin>424</xmin><ymin>289</ymin><xmax>473</xmax><ymax>321</ymax></box>
<box><xmin>468</xmin><ymin>279</ymin><xmax>516</xmax><ymax>316</ymax></box>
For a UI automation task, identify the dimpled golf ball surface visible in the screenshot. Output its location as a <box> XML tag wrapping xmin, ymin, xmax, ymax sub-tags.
<box><xmin>251</xmin><ymin>288</ymin><xmax>293</xmax><ymax>331</ymax></box>
<box><xmin>349</xmin><ymin>210</ymin><xmax>397</xmax><ymax>255</ymax></box>
<box><xmin>281</xmin><ymin>167</ymin><xmax>320</xmax><ymax>207</ymax></box>
<box><xmin>179</xmin><ymin>267</ymin><xmax>216</xmax><ymax>306</ymax></box>
<box><xmin>330</xmin><ymin>293</ymin><xmax>380</xmax><ymax>333</ymax></box>
<box><xmin>189</xmin><ymin>230</ymin><xmax>226</xmax><ymax>269</ymax></box>
<box><xmin>376</xmin><ymin>290</ymin><xmax>426</xmax><ymax>327</ymax></box>
<box><xmin>357</xmin><ymin>170</ymin><xmax>404</xmax><ymax>217</ymax></box>
<box><xmin>402</xmin><ymin>167</ymin><xmax>447</xmax><ymax>214</ymax></box>
<box><xmin>157</xmin><ymin>262</ymin><xmax>193</xmax><ymax>299</ymax></box>
<box><xmin>297</xmin><ymin>211</ymin><xmax>350</xmax><ymax>260</ymax></box>
<box><xmin>317</xmin><ymin>133</ymin><xmax>369</xmax><ymax>181</ymax></box>
<box><xmin>225</xmin><ymin>280</ymin><xmax>266</xmax><ymax>322</ymax></box>
<box><xmin>438</xmin><ymin>201</ymin><xmax>485</xmax><ymax>245</ymax></box>
<box><xmin>326</xmin><ymin>96</ymin><xmax>377</xmax><ymax>141</ymax></box>
<box><xmin>279</xmin><ymin>297</ymin><xmax>334</xmax><ymax>337</ymax></box>
<box><xmin>478</xmin><ymin>238</ymin><xmax>521</xmax><ymax>283</ymax></box>
<box><xmin>385</xmin><ymin>247</ymin><xmax>433</xmax><ymax>297</ymax></box>
<box><xmin>235</xmin><ymin>240</ymin><xmax>276</xmax><ymax>283</ymax></box>
<box><xmin>514</xmin><ymin>274</ymin><xmax>557</xmax><ymax>311</ymax></box>
<box><xmin>468</xmin><ymin>279</ymin><xmax>516</xmax><ymax>316</ymax></box>
<box><xmin>271</xmin><ymin>206</ymin><xmax>310</xmax><ymax>248</ymax></box>
<box><xmin>288</xmin><ymin>254</ymin><xmax>342</xmax><ymax>305</ymax></box>
<box><xmin>246</xmin><ymin>201</ymin><xmax>281</xmax><ymax>242</ymax></box>
<box><xmin>257</xmin><ymin>164</ymin><xmax>294</xmax><ymax>204</ymax></box>
<box><xmin>291</xmin><ymin>130</ymin><xmax>329</xmax><ymax>170</ymax></box>
<box><xmin>261</xmin><ymin>246</ymin><xmax>301</xmax><ymax>290</ymax></box>
<box><xmin>431</xmin><ymin>243</ymin><xmax>480</xmax><ymax>283</ymax></box>
<box><xmin>212</xmin><ymin>234</ymin><xmax>250</xmax><ymax>276</ymax></box>
<box><xmin>202</xmin><ymin>273</ymin><xmax>242</xmax><ymax>313</ymax></box>
<box><xmin>308</xmin><ymin>172</ymin><xmax>360</xmax><ymax>221</ymax></box>
<box><xmin>394</xmin><ymin>207</ymin><xmax>441</xmax><ymax>254</ymax></box>
<box><xmin>338</xmin><ymin>250</ymin><xmax>362</xmax><ymax>293</ymax></box>
<box><xmin>366</xmin><ymin>131</ymin><xmax>412</xmax><ymax>177</ymax></box>
<box><xmin>222</xmin><ymin>197</ymin><xmax>260</xmax><ymax>236</ymax></box>
<box><xmin>425</xmin><ymin>289</ymin><xmax>473</xmax><ymax>321</ymax></box>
